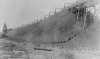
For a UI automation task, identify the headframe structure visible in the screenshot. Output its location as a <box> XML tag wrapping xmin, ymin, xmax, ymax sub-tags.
<box><xmin>67</xmin><ymin>0</ymin><xmax>96</xmax><ymax>32</ymax></box>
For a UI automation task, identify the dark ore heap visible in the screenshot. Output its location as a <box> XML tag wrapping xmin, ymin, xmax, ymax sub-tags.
<box><xmin>5</xmin><ymin>1</ymin><xmax>95</xmax><ymax>49</ymax></box>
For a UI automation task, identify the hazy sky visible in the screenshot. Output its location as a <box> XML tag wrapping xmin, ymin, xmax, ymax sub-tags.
<box><xmin>0</xmin><ymin>0</ymin><xmax>67</xmax><ymax>28</ymax></box>
<box><xmin>0</xmin><ymin>0</ymin><xmax>99</xmax><ymax>28</ymax></box>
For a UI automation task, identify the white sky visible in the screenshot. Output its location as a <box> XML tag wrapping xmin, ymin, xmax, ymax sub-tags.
<box><xmin>0</xmin><ymin>0</ymin><xmax>65</xmax><ymax>28</ymax></box>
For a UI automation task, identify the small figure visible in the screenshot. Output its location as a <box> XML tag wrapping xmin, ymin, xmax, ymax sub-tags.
<box><xmin>0</xmin><ymin>23</ymin><xmax>8</xmax><ymax>38</ymax></box>
<box><xmin>2</xmin><ymin>23</ymin><xmax>8</xmax><ymax>34</ymax></box>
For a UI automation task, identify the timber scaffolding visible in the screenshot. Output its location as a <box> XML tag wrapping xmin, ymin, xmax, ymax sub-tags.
<box><xmin>32</xmin><ymin>1</ymin><xmax>95</xmax><ymax>33</ymax></box>
<box><xmin>30</xmin><ymin>2</ymin><xmax>95</xmax><ymax>49</ymax></box>
<box><xmin>30</xmin><ymin>2</ymin><xmax>96</xmax><ymax>50</ymax></box>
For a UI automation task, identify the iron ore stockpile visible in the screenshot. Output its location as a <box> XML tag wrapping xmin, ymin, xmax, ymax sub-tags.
<box><xmin>0</xmin><ymin>0</ymin><xmax>98</xmax><ymax>59</ymax></box>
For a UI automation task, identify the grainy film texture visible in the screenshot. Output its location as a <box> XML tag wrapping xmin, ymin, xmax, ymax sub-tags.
<box><xmin>0</xmin><ymin>0</ymin><xmax>100</xmax><ymax>59</ymax></box>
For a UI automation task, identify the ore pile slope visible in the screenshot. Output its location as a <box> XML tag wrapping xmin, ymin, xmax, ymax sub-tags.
<box><xmin>6</xmin><ymin>8</ymin><xmax>76</xmax><ymax>42</ymax></box>
<box><xmin>6</xmin><ymin>2</ymin><xmax>95</xmax><ymax>49</ymax></box>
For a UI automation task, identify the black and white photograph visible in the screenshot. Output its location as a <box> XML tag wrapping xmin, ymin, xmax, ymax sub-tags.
<box><xmin>0</xmin><ymin>0</ymin><xmax>100</xmax><ymax>59</ymax></box>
